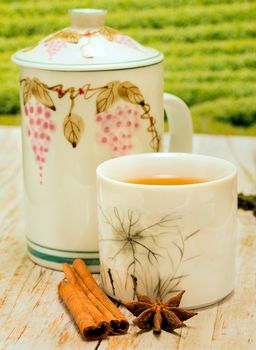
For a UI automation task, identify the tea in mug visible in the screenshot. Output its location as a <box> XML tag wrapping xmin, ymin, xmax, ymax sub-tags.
<box><xmin>125</xmin><ymin>175</ymin><xmax>206</xmax><ymax>185</ymax></box>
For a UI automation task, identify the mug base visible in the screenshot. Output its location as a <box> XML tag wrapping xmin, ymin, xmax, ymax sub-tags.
<box><xmin>27</xmin><ymin>239</ymin><xmax>100</xmax><ymax>272</ymax></box>
<box><xmin>28</xmin><ymin>252</ymin><xmax>100</xmax><ymax>273</ymax></box>
<box><xmin>102</xmin><ymin>286</ymin><xmax>234</xmax><ymax>310</ymax></box>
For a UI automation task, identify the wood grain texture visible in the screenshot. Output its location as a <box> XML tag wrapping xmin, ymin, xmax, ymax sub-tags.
<box><xmin>0</xmin><ymin>127</ymin><xmax>255</xmax><ymax>350</ymax></box>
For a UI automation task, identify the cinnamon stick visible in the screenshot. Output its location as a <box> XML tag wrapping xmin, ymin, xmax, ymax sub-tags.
<box><xmin>63</xmin><ymin>264</ymin><xmax>119</xmax><ymax>333</ymax></box>
<box><xmin>63</xmin><ymin>263</ymin><xmax>115</xmax><ymax>321</ymax></box>
<box><xmin>58</xmin><ymin>280</ymin><xmax>110</xmax><ymax>341</ymax></box>
<box><xmin>69</xmin><ymin>260</ymin><xmax>129</xmax><ymax>335</ymax></box>
<box><xmin>59</xmin><ymin>260</ymin><xmax>129</xmax><ymax>339</ymax></box>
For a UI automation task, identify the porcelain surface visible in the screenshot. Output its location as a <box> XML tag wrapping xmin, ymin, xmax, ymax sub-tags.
<box><xmin>97</xmin><ymin>153</ymin><xmax>237</xmax><ymax>307</ymax></box>
<box><xmin>12</xmin><ymin>9</ymin><xmax>163</xmax><ymax>71</ymax></box>
<box><xmin>13</xmin><ymin>9</ymin><xmax>193</xmax><ymax>271</ymax></box>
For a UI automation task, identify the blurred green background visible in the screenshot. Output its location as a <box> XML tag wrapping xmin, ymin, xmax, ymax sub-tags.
<box><xmin>1</xmin><ymin>0</ymin><xmax>256</xmax><ymax>135</ymax></box>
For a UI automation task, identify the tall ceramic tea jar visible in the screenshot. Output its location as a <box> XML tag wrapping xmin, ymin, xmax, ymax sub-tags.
<box><xmin>12</xmin><ymin>9</ymin><xmax>192</xmax><ymax>271</ymax></box>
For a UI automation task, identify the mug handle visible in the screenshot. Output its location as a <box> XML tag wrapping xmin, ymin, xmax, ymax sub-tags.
<box><xmin>163</xmin><ymin>93</ymin><xmax>193</xmax><ymax>152</ymax></box>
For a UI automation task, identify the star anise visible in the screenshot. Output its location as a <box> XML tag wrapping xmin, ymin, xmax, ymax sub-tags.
<box><xmin>121</xmin><ymin>290</ymin><xmax>197</xmax><ymax>333</ymax></box>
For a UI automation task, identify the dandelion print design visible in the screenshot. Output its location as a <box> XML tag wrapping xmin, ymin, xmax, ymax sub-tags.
<box><xmin>99</xmin><ymin>207</ymin><xmax>187</xmax><ymax>299</ymax></box>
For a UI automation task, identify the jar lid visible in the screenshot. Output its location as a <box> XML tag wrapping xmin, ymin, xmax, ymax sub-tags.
<box><xmin>12</xmin><ymin>9</ymin><xmax>163</xmax><ymax>71</ymax></box>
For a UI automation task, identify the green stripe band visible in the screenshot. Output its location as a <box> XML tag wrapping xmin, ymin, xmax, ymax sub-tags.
<box><xmin>26</xmin><ymin>237</ymin><xmax>99</xmax><ymax>254</ymax></box>
<box><xmin>27</xmin><ymin>245</ymin><xmax>100</xmax><ymax>266</ymax></box>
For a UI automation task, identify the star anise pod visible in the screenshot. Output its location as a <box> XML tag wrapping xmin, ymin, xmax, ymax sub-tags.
<box><xmin>121</xmin><ymin>290</ymin><xmax>197</xmax><ymax>333</ymax></box>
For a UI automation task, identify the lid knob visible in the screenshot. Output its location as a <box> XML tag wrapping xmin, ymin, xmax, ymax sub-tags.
<box><xmin>70</xmin><ymin>9</ymin><xmax>107</xmax><ymax>30</ymax></box>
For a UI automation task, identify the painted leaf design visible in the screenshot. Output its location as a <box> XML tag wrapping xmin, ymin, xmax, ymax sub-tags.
<box><xmin>22</xmin><ymin>78</ymin><xmax>32</xmax><ymax>105</ymax></box>
<box><xmin>96</xmin><ymin>81</ymin><xmax>120</xmax><ymax>113</ymax></box>
<box><xmin>63</xmin><ymin>113</ymin><xmax>84</xmax><ymax>148</ymax></box>
<box><xmin>118</xmin><ymin>81</ymin><xmax>144</xmax><ymax>105</ymax></box>
<box><xmin>44</xmin><ymin>30</ymin><xmax>80</xmax><ymax>44</ymax></box>
<box><xmin>31</xmin><ymin>78</ymin><xmax>56</xmax><ymax>111</ymax></box>
<box><xmin>99</xmin><ymin>26</ymin><xmax>119</xmax><ymax>41</ymax></box>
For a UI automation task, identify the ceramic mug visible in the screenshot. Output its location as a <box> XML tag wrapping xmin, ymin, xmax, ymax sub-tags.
<box><xmin>97</xmin><ymin>153</ymin><xmax>237</xmax><ymax>308</ymax></box>
<box><xmin>12</xmin><ymin>9</ymin><xmax>193</xmax><ymax>271</ymax></box>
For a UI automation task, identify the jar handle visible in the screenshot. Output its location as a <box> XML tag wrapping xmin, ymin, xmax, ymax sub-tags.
<box><xmin>164</xmin><ymin>93</ymin><xmax>193</xmax><ymax>152</ymax></box>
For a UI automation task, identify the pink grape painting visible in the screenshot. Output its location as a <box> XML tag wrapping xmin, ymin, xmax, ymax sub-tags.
<box><xmin>24</xmin><ymin>101</ymin><xmax>56</xmax><ymax>184</ymax></box>
<box><xmin>95</xmin><ymin>103</ymin><xmax>141</xmax><ymax>157</ymax></box>
<box><xmin>116</xmin><ymin>35</ymin><xmax>145</xmax><ymax>52</ymax></box>
<box><xmin>44</xmin><ymin>39</ymin><xmax>67</xmax><ymax>60</ymax></box>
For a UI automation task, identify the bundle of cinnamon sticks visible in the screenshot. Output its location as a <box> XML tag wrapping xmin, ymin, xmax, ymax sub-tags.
<box><xmin>58</xmin><ymin>259</ymin><xmax>129</xmax><ymax>341</ymax></box>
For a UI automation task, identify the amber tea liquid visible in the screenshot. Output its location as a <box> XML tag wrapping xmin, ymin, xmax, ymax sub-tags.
<box><xmin>125</xmin><ymin>175</ymin><xmax>207</xmax><ymax>185</ymax></box>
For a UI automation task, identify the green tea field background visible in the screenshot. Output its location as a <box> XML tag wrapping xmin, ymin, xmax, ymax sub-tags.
<box><xmin>1</xmin><ymin>0</ymin><xmax>256</xmax><ymax>135</ymax></box>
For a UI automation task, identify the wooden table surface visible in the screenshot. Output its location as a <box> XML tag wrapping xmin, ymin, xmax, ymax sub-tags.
<box><xmin>0</xmin><ymin>127</ymin><xmax>255</xmax><ymax>350</ymax></box>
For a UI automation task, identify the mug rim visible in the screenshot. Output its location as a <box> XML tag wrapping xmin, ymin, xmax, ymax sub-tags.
<box><xmin>96</xmin><ymin>152</ymin><xmax>237</xmax><ymax>189</ymax></box>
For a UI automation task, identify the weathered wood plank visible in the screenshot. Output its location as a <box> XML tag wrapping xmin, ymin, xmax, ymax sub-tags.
<box><xmin>0</xmin><ymin>257</ymin><xmax>100</xmax><ymax>349</ymax></box>
<box><xmin>0</xmin><ymin>128</ymin><xmax>255</xmax><ymax>349</ymax></box>
<box><xmin>193</xmin><ymin>135</ymin><xmax>256</xmax><ymax>193</ymax></box>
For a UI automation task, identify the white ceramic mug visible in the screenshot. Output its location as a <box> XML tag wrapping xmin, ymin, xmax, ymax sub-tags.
<box><xmin>18</xmin><ymin>80</ymin><xmax>192</xmax><ymax>272</ymax></box>
<box><xmin>97</xmin><ymin>153</ymin><xmax>237</xmax><ymax>308</ymax></box>
<box><xmin>13</xmin><ymin>8</ymin><xmax>193</xmax><ymax>271</ymax></box>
